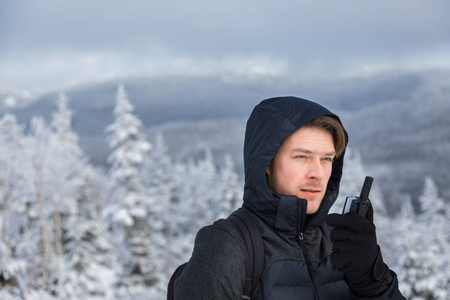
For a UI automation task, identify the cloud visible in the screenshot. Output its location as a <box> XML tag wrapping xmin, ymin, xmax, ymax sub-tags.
<box><xmin>0</xmin><ymin>49</ymin><xmax>289</xmax><ymax>92</ymax></box>
<box><xmin>1</xmin><ymin>44</ymin><xmax>450</xmax><ymax>93</ymax></box>
<box><xmin>1</xmin><ymin>1</ymin><xmax>449</xmax><ymax>91</ymax></box>
<box><xmin>318</xmin><ymin>47</ymin><xmax>450</xmax><ymax>80</ymax></box>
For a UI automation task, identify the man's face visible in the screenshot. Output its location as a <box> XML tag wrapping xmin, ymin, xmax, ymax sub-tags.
<box><xmin>266</xmin><ymin>127</ymin><xmax>335</xmax><ymax>214</ymax></box>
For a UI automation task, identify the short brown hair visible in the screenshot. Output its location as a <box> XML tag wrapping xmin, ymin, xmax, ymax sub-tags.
<box><xmin>303</xmin><ymin>115</ymin><xmax>346</xmax><ymax>157</ymax></box>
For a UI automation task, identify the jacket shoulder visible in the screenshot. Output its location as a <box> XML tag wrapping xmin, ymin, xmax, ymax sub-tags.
<box><xmin>174</xmin><ymin>220</ymin><xmax>247</xmax><ymax>300</ymax></box>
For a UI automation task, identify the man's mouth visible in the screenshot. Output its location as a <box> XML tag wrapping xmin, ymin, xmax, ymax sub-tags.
<box><xmin>300</xmin><ymin>188</ymin><xmax>321</xmax><ymax>193</ymax></box>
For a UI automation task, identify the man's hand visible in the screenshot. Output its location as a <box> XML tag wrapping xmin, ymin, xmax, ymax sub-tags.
<box><xmin>325</xmin><ymin>204</ymin><xmax>390</xmax><ymax>297</ymax></box>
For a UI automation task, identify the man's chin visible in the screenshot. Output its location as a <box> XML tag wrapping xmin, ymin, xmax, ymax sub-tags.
<box><xmin>305</xmin><ymin>199</ymin><xmax>323</xmax><ymax>215</ymax></box>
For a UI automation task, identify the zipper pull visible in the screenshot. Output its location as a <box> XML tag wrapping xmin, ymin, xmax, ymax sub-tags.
<box><xmin>299</xmin><ymin>232</ymin><xmax>304</xmax><ymax>240</ymax></box>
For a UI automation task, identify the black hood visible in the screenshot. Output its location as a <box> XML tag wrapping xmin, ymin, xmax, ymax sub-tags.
<box><xmin>242</xmin><ymin>96</ymin><xmax>348</xmax><ymax>233</ymax></box>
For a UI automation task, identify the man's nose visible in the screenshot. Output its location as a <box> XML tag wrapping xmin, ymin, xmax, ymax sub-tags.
<box><xmin>306</xmin><ymin>159</ymin><xmax>325</xmax><ymax>181</ymax></box>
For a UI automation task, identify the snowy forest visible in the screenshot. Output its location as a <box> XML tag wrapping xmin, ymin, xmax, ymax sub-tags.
<box><xmin>1</xmin><ymin>84</ymin><xmax>449</xmax><ymax>300</ymax></box>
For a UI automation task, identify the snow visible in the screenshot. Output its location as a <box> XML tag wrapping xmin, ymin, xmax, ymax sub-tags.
<box><xmin>114</xmin><ymin>209</ymin><xmax>134</xmax><ymax>227</ymax></box>
<box><xmin>0</xmin><ymin>84</ymin><xmax>448</xmax><ymax>299</ymax></box>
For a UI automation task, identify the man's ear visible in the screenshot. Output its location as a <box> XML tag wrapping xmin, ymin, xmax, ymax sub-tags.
<box><xmin>266</xmin><ymin>162</ymin><xmax>271</xmax><ymax>176</ymax></box>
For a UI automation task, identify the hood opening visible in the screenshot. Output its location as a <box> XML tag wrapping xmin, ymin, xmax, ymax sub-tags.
<box><xmin>242</xmin><ymin>96</ymin><xmax>348</xmax><ymax>232</ymax></box>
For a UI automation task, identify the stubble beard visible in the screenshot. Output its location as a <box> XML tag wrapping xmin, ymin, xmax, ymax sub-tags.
<box><xmin>266</xmin><ymin>170</ymin><xmax>324</xmax><ymax>215</ymax></box>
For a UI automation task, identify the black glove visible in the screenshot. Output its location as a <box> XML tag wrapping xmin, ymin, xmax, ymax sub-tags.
<box><xmin>325</xmin><ymin>204</ymin><xmax>390</xmax><ymax>297</ymax></box>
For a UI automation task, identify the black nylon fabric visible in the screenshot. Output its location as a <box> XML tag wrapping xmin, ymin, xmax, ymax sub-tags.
<box><xmin>240</xmin><ymin>97</ymin><xmax>405</xmax><ymax>300</ymax></box>
<box><xmin>240</xmin><ymin>97</ymin><xmax>350</xmax><ymax>300</ymax></box>
<box><xmin>254</xmin><ymin>258</ymin><xmax>350</xmax><ymax>300</ymax></box>
<box><xmin>246</xmin><ymin>209</ymin><xmax>348</xmax><ymax>300</ymax></box>
<box><xmin>173</xmin><ymin>96</ymin><xmax>406</xmax><ymax>300</ymax></box>
<box><xmin>242</xmin><ymin>96</ymin><xmax>347</xmax><ymax>233</ymax></box>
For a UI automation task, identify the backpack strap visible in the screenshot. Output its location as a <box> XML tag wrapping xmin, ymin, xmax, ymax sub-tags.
<box><xmin>227</xmin><ymin>207</ymin><xmax>265</xmax><ymax>300</ymax></box>
<box><xmin>167</xmin><ymin>262</ymin><xmax>188</xmax><ymax>300</ymax></box>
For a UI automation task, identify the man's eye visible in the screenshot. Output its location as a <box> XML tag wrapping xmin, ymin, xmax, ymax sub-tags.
<box><xmin>323</xmin><ymin>157</ymin><xmax>334</xmax><ymax>162</ymax></box>
<box><xmin>295</xmin><ymin>155</ymin><xmax>307</xmax><ymax>159</ymax></box>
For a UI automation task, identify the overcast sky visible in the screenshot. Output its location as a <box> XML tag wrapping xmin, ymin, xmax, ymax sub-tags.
<box><xmin>1</xmin><ymin>0</ymin><xmax>449</xmax><ymax>93</ymax></box>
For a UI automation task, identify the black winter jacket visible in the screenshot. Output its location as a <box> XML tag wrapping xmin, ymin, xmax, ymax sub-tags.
<box><xmin>174</xmin><ymin>97</ymin><xmax>406</xmax><ymax>300</ymax></box>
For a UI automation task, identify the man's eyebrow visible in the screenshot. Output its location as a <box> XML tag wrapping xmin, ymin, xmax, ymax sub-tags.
<box><xmin>290</xmin><ymin>148</ymin><xmax>312</xmax><ymax>153</ymax></box>
<box><xmin>290</xmin><ymin>148</ymin><xmax>336</xmax><ymax>156</ymax></box>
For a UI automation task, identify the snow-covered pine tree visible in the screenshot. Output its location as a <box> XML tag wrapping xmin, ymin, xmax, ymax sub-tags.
<box><xmin>217</xmin><ymin>154</ymin><xmax>242</xmax><ymax>218</ymax></box>
<box><xmin>1</xmin><ymin>116</ymin><xmax>59</xmax><ymax>299</ymax></box>
<box><xmin>105</xmin><ymin>84</ymin><xmax>157</xmax><ymax>297</ymax></box>
<box><xmin>20</xmin><ymin>117</ymin><xmax>57</xmax><ymax>292</ymax></box>
<box><xmin>146</xmin><ymin>132</ymin><xmax>173</xmax><ymax>197</ymax></box>
<box><xmin>416</xmin><ymin>176</ymin><xmax>448</xmax><ymax>299</ymax></box>
<box><xmin>197</xmin><ymin>147</ymin><xmax>221</xmax><ymax>224</ymax></box>
<box><xmin>51</xmin><ymin>92</ymin><xmax>115</xmax><ymax>298</ymax></box>
<box><xmin>397</xmin><ymin>176</ymin><xmax>449</xmax><ymax>299</ymax></box>
<box><xmin>0</xmin><ymin>114</ymin><xmax>27</xmax><ymax>298</ymax></box>
<box><xmin>396</xmin><ymin>196</ymin><xmax>419</xmax><ymax>298</ymax></box>
<box><xmin>165</xmin><ymin>149</ymin><xmax>220</xmax><ymax>270</ymax></box>
<box><xmin>48</xmin><ymin>92</ymin><xmax>83</xmax><ymax>297</ymax></box>
<box><xmin>0</xmin><ymin>114</ymin><xmax>25</xmax><ymax>254</ymax></box>
<box><xmin>63</xmin><ymin>170</ymin><xmax>117</xmax><ymax>300</ymax></box>
<box><xmin>17</xmin><ymin>113</ymin><xmax>83</xmax><ymax>296</ymax></box>
<box><xmin>144</xmin><ymin>132</ymin><xmax>171</xmax><ymax>242</ymax></box>
<box><xmin>162</xmin><ymin>161</ymin><xmax>195</xmax><ymax>278</ymax></box>
<box><xmin>144</xmin><ymin>132</ymin><xmax>177</xmax><ymax>295</ymax></box>
<box><xmin>418</xmin><ymin>177</ymin><xmax>447</xmax><ymax>244</ymax></box>
<box><xmin>180</xmin><ymin>147</ymin><xmax>221</xmax><ymax>234</ymax></box>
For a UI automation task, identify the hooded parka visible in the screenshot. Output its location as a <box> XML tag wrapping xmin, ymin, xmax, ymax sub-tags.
<box><xmin>173</xmin><ymin>97</ymin><xmax>405</xmax><ymax>300</ymax></box>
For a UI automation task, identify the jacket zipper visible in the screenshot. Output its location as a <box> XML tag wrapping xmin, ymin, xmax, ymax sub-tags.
<box><xmin>298</xmin><ymin>232</ymin><xmax>306</xmax><ymax>253</ymax></box>
<box><xmin>298</xmin><ymin>230</ymin><xmax>317</xmax><ymax>299</ymax></box>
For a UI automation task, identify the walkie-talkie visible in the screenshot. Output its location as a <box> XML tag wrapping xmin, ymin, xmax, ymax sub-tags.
<box><xmin>342</xmin><ymin>176</ymin><xmax>373</xmax><ymax>218</ymax></box>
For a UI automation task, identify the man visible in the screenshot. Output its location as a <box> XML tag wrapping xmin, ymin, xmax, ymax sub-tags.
<box><xmin>174</xmin><ymin>97</ymin><xmax>405</xmax><ymax>299</ymax></box>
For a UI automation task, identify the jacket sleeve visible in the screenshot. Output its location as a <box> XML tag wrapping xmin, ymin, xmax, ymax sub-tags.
<box><xmin>350</xmin><ymin>271</ymin><xmax>406</xmax><ymax>300</ymax></box>
<box><xmin>174</xmin><ymin>220</ymin><xmax>247</xmax><ymax>300</ymax></box>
